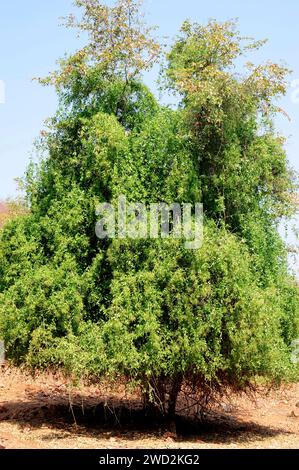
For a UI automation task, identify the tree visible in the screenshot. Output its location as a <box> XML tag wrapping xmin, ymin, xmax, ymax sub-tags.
<box><xmin>0</xmin><ymin>199</ymin><xmax>28</xmax><ymax>229</ymax></box>
<box><xmin>0</xmin><ymin>1</ymin><xmax>298</xmax><ymax>431</ymax></box>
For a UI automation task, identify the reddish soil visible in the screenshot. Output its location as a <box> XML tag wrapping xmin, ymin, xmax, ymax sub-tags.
<box><xmin>0</xmin><ymin>366</ymin><xmax>298</xmax><ymax>449</ymax></box>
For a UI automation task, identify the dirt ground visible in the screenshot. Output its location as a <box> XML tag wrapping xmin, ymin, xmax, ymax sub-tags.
<box><xmin>0</xmin><ymin>366</ymin><xmax>298</xmax><ymax>449</ymax></box>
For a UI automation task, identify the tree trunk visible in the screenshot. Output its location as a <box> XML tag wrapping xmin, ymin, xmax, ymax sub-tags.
<box><xmin>164</xmin><ymin>377</ymin><xmax>182</xmax><ymax>435</ymax></box>
<box><xmin>143</xmin><ymin>376</ymin><xmax>183</xmax><ymax>435</ymax></box>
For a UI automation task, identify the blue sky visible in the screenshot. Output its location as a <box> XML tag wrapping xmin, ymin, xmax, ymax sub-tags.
<box><xmin>0</xmin><ymin>0</ymin><xmax>298</xmax><ymax>199</ymax></box>
<box><xmin>0</xmin><ymin>0</ymin><xmax>298</xmax><ymax>268</ymax></box>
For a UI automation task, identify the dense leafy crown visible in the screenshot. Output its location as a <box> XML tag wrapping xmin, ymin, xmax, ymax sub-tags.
<box><xmin>0</xmin><ymin>0</ymin><xmax>298</xmax><ymax>414</ymax></box>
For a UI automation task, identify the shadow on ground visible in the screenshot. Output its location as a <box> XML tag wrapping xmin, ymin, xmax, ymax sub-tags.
<box><xmin>0</xmin><ymin>388</ymin><xmax>290</xmax><ymax>445</ymax></box>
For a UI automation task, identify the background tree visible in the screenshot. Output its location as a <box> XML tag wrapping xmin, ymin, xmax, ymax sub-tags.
<box><xmin>0</xmin><ymin>0</ymin><xmax>298</xmax><ymax>431</ymax></box>
<box><xmin>0</xmin><ymin>199</ymin><xmax>28</xmax><ymax>230</ymax></box>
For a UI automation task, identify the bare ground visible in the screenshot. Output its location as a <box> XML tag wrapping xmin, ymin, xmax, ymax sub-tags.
<box><xmin>0</xmin><ymin>366</ymin><xmax>298</xmax><ymax>449</ymax></box>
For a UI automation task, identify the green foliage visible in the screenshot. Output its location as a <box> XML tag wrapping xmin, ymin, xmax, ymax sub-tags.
<box><xmin>0</xmin><ymin>0</ymin><xmax>298</xmax><ymax>418</ymax></box>
<box><xmin>38</xmin><ymin>0</ymin><xmax>161</xmax><ymax>100</ymax></box>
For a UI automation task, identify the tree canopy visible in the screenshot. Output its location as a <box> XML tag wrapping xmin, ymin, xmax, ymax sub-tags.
<box><xmin>0</xmin><ymin>0</ymin><xmax>298</xmax><ymax>424</ymax></box>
